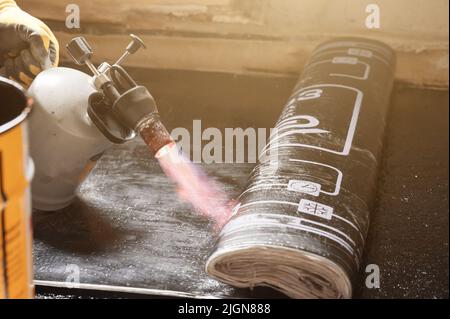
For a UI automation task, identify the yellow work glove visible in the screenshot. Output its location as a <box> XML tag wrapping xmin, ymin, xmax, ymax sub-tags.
<box><xmin>0</xmin><ymin>0</ymin><xmax>59</xmax><ymax>87</ymax></box>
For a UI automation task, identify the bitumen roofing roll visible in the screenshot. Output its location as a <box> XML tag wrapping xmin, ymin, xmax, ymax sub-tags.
<box><xmin>206</xmin><ymin>37</ymin><xmax>396</xmax><ymax>299</ymax></box>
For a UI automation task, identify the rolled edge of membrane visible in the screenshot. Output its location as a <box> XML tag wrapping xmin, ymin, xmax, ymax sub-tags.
<box><xmin>205</xmin><ymin>245</ymin><xmax>352</xmax><ymax>299</ymax></box>
<box><xmin>205</xmin><ymin>212</ymin><xmax>353</xmax><ymax>299</ymax></box>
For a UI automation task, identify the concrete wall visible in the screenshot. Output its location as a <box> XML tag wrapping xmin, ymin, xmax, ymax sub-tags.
<box><xmin>18</xmin><ymin>0</ymin><xmax>449</xmax><ymax>87</ymax></box>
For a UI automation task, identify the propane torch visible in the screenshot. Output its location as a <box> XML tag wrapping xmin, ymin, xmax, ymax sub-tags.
<box><xmin>26</xmin><ymin>34</ymin><xmax>175</xmax><ymax>211</ymax></box>
<box><xmin>66</xmin><ymin>35</ymin><xmax>174</xmax><ymax>155</ymax></box>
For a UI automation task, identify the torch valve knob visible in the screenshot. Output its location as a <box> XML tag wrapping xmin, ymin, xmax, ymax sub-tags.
<box><xmin>66</xmin><ymin>37</ymin><xmax>94</xmax><ymax>66</ymax></box>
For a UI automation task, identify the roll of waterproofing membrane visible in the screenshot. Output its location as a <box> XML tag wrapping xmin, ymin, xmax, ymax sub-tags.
<box><xmin>206</xmin><ymin>38</ymin><xmax>396</xmax><ymax>299</ymax></box>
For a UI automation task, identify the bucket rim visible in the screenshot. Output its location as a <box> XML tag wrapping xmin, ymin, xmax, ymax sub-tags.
<box><xmin>0</xmin><ymin>76</ymin><xmax>31</xmax><ymax>134</ymax></box>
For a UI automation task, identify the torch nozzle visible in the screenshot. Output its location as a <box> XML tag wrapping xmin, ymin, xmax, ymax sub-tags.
<box><xmin>137</xmin><ymin>116</ymin><xmax>174</xmax><ymax>156</ymax></box>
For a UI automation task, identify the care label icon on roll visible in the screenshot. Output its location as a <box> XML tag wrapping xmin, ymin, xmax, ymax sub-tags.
<box><xmin>298</xmin><ymin>199</ymin><xmax>334</xmax><ymax>220</ymax></box>
<box><xmin>288</xmin><ymin>180</ymin><xmax>321</xmax><ymax>197</ymax></box>
<box><xmin>332</xmin><ymin>56</ymin><xmax>358</xmax><ymax>65</ymax></box>
<box><xmin>348</xmin><ymin>47</ymin><xmax>373</xmax><ymax>58</ymax></box>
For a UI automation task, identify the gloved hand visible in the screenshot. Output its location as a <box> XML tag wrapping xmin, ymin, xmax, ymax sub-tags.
<box><xmin>0</xmin><ymin>0</ymin><xmax>59</xmax><ymax>87</ymax></box>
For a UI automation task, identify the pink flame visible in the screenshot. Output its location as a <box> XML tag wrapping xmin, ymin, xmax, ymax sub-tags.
<box><xmin>156</xmin><ymin>142</ymin><xmax>235</xmax><ymax>231</ymax></box>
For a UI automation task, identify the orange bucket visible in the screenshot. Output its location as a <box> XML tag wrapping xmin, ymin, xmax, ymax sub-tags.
<box><xmin>0</xmin><ymin>77</ymin><xmax>34</xmax><ymax>299</ymax></box>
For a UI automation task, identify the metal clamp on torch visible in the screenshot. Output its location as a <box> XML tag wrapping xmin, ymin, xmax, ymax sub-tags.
<box><xmin>67</xmin><ymin>35</ymin><xmax>173</xmax><ymax>154</ymax></box>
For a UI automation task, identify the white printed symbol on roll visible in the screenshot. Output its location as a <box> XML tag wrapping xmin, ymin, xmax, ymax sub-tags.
<box><xmin>298</xmin><ymin>199</ymin><xmax>334</xmax><ymax>220</ymax></box>
<box><xmin>332</xmin><ymin>56</ymin><xmax>358</xmax><ymax>65</ymax></box>
<box><xmin>348</xmin><ymin>48</ymin><xmax>373</xmax><ymax>58</ymax></box>
<box><xmin>288</xmin><ymin>180</ymin><xmax>321</xmax><ymax>197</ymax></box>
<box><xmin>288</xmin><ymin>159</ymin><xmax>344</xmax><ymax>196</ymax></box>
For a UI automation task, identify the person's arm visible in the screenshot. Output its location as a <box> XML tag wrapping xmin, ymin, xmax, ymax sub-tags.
<box><xmin>0</xmin><ymin>0</ymin><xmax>59</xmax><ymax>87</ymax></box>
